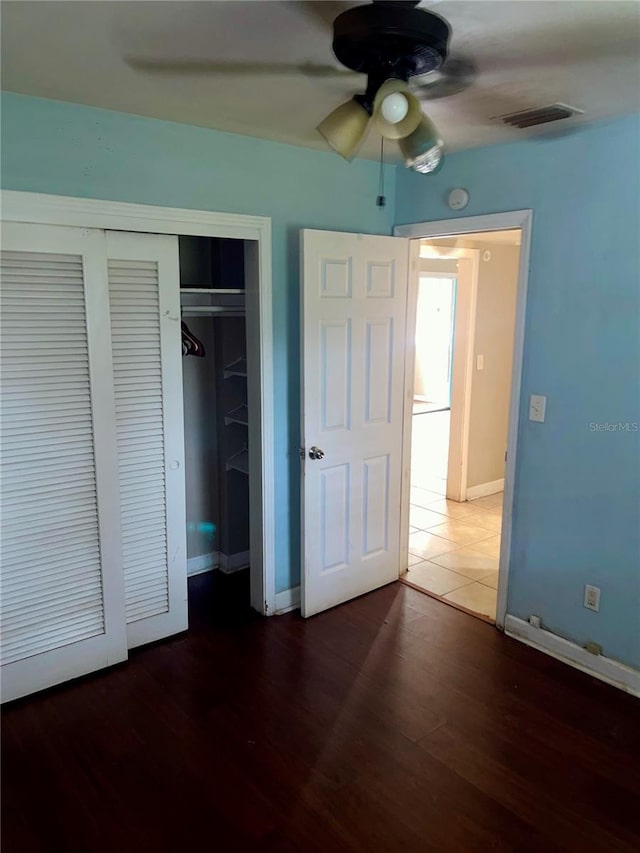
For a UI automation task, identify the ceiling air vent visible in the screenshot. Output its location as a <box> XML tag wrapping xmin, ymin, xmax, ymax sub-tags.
<box><xmin>492</xmin><ymin>103</ymin><xmax>584</xmax><ymax>129</ymax></box>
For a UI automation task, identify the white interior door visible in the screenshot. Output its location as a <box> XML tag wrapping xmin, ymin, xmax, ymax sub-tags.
<box><xmin>106</xmin><ymin>231</ymin><xmax>187</xmax><ymax>648</ymax></box>
<box><xmin>0</xmin><ymin>223</ymin><xmax>127</xmax><ymax>702</ymax></box>
<box><xmin>301</xmin><ymin>229</ymin><xmax>409</xmax><ymax>617</ymax></box>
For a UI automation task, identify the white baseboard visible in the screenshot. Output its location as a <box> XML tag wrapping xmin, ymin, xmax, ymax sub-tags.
<box><xmin>466</xmin><ymin>478</ymin><xmax>504</xmax><ymax>500</ymax></box>
<box><xmin>274</xmin><ymin>585</ymin><xmax>300</xmax><ymax>615</ymax></box>
<box><xmin>504</xmin><ymin>615</ymin><xmax>640</xmax><ymax>697</ymax></box>
<box><xmin>218</xmin><ymin>549</ymin><xmax>251</xmax><ymax>574</ymax></box>
<box><xmin>187</xmin><ymin>552</ymin><xmax>219</xmax><ymax>577</ymax></box>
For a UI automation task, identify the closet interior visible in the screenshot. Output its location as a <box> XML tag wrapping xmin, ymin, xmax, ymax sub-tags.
<box><xmin>179</xmin><ymin>236</ymin><xmax>252</xmax><ymax>601</ymax></box>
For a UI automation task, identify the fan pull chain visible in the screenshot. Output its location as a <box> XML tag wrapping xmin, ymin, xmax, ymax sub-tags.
<box><xmin>376</xmin><ymin>137</ymin><xmax>386</xmax><ymax>207</ymax></box>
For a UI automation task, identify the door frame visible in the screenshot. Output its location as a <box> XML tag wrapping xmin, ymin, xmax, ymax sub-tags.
<box><xmin>395</xmin><ymin>210</ymin><xmax>533</xmax><ymax>629</ymax></box>
<box><xmin>1</xmin><ymin>190</ymin><xmax>277</xmax><ymax>616</ymax></box>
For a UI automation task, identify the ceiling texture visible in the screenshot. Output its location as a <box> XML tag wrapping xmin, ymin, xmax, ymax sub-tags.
<box><xmin>2</xmin><ymin>1</ymin><xmax>639</xmax><ymax>160</ymax></box>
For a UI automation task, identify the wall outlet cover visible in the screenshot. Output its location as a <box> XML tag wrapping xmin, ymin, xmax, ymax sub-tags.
<box><xmin>584</xmin><ymin>584</ymin><xmax>601</xmax><ymax>612</ymax></box>
<box><xmin>528</xmin><ymin>394</ymin><xmax>547</xmax><ymax>423</ymax></box>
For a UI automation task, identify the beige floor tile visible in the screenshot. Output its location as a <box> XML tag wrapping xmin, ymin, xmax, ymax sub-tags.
<box><xmin>429</xmin><ymin>547</ymin><xmax>499</xmax><ymax>578</ymax></box>
<box><xmin>423</xmin><ymin>499</ymin><xmax>481</xmax><ymax>520</ymax></box>
<box><xmin>413</xmin><ymin>477</ymin><xmax>446</xmax><ymax>495</ymax></box>
<box><xmin>444</xmin><ymin>582</ymin><xmax>497</xmax><ymax>619</ymax></box>
<box><xmin>408</xmin><ymin>551</ymin><xmax>425</xmax><ymax>567</ymax></box>
<box><xmin>471</xmin><ymin>535</ymin><xmax>502</xmax><ymax>557</ymax></box>
<box><xmin>408</xmin><ymin>530</ymin><xmax>458</xmax><ymax>560</ymax></box>
<box><xmin>467</xmin><ymin>510</ymin><xmax>503</xmax><ymax>533</ymax></box>
<box><xmin>426</xmin><ymin>520</ymin><xmax>494</xmax><ymax>546</ymax></box>
<box><xmin>404</xmin><ymin>561</ymin><xmax>474</xmax><ymax>596</ymax></box>
<box><xmin>479</xmin><ymin>571</ymin><xmax>499</xmax><ymax>590</ymax></box>
<box><xmin>410</xmin><ymin>487</ymin><xmax>443</xmax><ymax>508</ymax></box>
<box><xmin>469</xmin><ymin>494</ymin><xmax>504</xmax><ymax>512</ymax></box>
<box><xmin>410</xmin><ymin>505</ymin><xmax>448</xmax><ymax>530</ymax></box>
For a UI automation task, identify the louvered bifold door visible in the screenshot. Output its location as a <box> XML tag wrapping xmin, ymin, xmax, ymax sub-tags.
<box><xmin>106</xmin><ymin>231</ymin><xmax>187</xmax><ymax>649</ymax></box>
<box><xmin>0</xmin><ymin>223</ymin><xmax>127</xmax><ymax>702</ymax></box>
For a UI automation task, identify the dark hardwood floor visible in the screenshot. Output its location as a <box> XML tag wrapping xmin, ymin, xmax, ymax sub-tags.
<box><xmin>3</xmin><ymin>575</ymin><xmax>640</xmax><ymax>852</ymax></box>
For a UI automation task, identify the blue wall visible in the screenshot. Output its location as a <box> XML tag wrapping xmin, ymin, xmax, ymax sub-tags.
<box><xmin>396</xmin><ymin>115</ymin><xmax>640</xmax><ymax>668</ymax></box>
<box><xmin>3</xmin><ymin>93</ymin><xmax>639</xmax><ymax>668</ymax></box>
<box><xmin>0</xmin><ymin>92</ymin><xmax>395</xmax><ymax>595</ymax></box>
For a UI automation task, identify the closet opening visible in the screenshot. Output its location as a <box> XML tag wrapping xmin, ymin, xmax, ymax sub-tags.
<box><xmin>179</xmin><ymin>236</ymin><xmax>255</xmax><ymax>618</ymax></box>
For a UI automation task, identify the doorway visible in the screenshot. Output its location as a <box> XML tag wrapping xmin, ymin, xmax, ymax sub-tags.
<box><xmin>400</xmin><ymin>225</ymin><xmax>526</xmax><ymax>625</ymax></box>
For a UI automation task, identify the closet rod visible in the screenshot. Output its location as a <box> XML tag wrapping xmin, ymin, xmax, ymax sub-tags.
<box><xmin>182</xmin><ymin>307</ymin><xmax>246</xmax><ymax>316</ymax></box>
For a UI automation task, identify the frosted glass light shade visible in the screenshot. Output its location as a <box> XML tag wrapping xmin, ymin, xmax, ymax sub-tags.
<box><xmin>317</xmin><ymin>98</ymin><xmax>370</xmax><ymax>160</ymax></box>
<box><xmin>373</xmin><ymin>79</ymin><xmax>423</xmax><ymax>140</ymax></box>
<box><xmin>399</xmin><ymin>115</ymin><xmax>445</xmax><ymax>174</ymax></box>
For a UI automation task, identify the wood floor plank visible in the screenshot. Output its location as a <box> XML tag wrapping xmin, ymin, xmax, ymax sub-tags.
<box><xmin>2</xmin><ymin>575</ymin><xmax>639</xmax><ymax>852</ymax></box>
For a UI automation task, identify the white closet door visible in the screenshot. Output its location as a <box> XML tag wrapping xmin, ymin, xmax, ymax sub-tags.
<box><xmin>0</xmin><ymin>223</ymin><xmax>127</xmax><ymax>702</ymax></box>
<box><xmin>106</xmin><ymin>231</ymin><xmax>187</xmax><ymax>648</ymax></box>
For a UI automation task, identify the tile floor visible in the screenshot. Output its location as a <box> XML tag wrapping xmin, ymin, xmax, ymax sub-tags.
<box><xmin>404</xmin><ymin>409</ymin><xmax>504</xmax><ymax>622</ymax></box>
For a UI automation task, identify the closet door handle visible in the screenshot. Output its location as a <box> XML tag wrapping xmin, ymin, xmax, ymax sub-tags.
<box><xmin>309</xmin><ymin>446</ymin><xmax>325</xmax><ymax>461</ymax></box>
<box><xmin>169</xmin><ymin>460</ymin><xmax>180</xmax><ymax>470</ymax></box>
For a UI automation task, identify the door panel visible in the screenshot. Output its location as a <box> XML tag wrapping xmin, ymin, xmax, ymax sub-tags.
<box><xmin>106</xmin><ymin>231</ymin><xmax>187</xmax><ymax>648</ymax></box>
<box><xmin>0</xmin><ymin>223</ymin><xmax>127</xmax><ymax>702</ymax></box>
<box><xmin>301</xmin><ymin>230</ymin><xmax>409</xmax><ymax>617</ymax></box>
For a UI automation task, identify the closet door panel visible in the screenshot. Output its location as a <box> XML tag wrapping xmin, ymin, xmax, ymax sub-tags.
<box><xmin>0</xmin><ymin>223</ymin><xmax>127</xmax><ymax>702</ymax></box>
<box><xmin>106</xmin><ymin>231</ymin><xmax>187</xmax><ymax>648</ymax></box>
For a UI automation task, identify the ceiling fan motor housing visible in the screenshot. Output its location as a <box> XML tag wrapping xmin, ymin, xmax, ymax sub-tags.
<box><xmin>332</xmin><ymin>1</ymin><xmax>450</xmax><ymax>84</ymax></box>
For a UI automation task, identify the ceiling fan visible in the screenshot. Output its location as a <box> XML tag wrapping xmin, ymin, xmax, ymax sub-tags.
<box><xmin>127</xmin><ymin>1</ymin><xmax>477</xmax><ymax>174</ymax></box>
<box><xmin>311</xmin><ymin>0</ymin><xmax>473</xmax><ymax>172</ymax></box>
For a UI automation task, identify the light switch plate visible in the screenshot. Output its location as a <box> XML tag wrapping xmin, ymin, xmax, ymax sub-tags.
<box><xmin>476</xmin><ymin>354</ymin><xmax>484</xmax><ymax>371</ymax></box>
<box><xmin>529</xmin><ymin>394</ymin><xmax>546</xmax><ymax>422</ymax></box>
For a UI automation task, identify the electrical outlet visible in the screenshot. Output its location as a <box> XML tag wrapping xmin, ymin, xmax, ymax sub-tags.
<box><xmin>584</xmin><ymin>585</ymin><xmax>601</xmax><ymax>612</ymax></box>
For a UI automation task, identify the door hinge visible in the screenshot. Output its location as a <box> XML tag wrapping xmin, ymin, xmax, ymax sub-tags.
<box><xmin>505</xmin><ymin>450</ymin><xmax>508</xmax><ymax>462</ymax></box>
<box><xmin>299</xmin><ymin>447</ymin><xmax>305</xmax><ymax>461</ymax></box>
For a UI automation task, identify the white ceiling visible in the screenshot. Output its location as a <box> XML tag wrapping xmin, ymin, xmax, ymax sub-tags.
<box><xmin>2</xmin><ymin>1</ymin><xmax>639</xmax><ymax>160</ymax></box>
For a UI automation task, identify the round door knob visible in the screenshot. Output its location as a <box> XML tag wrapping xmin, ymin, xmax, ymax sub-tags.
<box><xmin>169</xmin><ymin>461</ymin><xmax>180</xmax><ymax>470</ymax></box>
<box><xmin>309</xmin><ymin>446</ymin><xmax>325</xmax><ymax>461</ymax></box>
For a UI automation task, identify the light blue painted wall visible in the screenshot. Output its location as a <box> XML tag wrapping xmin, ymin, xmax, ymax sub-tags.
<box><xmin>396</xmin><ymin>115</ymin><xmax>640</xmax><ymax>669</ymax></box>
<box><xmin>3</xmin><ymin>93</ymin><xmax>639</xmax><ymax>668</ymax></box>
<box><xmin>0</xmin><ymin>92</ymin><xmax>396</xmax><ymax>595</ymax></box>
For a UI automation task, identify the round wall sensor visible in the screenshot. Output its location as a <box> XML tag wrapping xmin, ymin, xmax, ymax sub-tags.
<box><xmin>448</xmin><ymin>188</ymin><xmax>469</xmax><ymax>211</ymax></box>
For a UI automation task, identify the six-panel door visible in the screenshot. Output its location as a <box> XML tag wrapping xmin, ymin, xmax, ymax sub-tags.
<box><xmin>301</xmin><ymin>230</ymin><xmax>409</xmax><ymax>617</ymax></box>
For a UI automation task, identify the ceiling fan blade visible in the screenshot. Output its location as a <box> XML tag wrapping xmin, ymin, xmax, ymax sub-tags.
<box><xmin>291</xmin><ymin>1</ymin><xmax>354</xmax><ymax>31</ymax></box>
<box><xmin>126</xmin><ymin>57</ymin><xmax>359</xmax><ymax>78</ymax></box>
<box><xmin>411</xmin><ymin>56</ymin><xmax>476</xmax><ymax>101</ymax></box>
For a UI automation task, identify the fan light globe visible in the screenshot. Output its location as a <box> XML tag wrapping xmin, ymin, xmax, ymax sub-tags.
<box><xmin>373</xmin><ymin>79</ymin><xmax>423</xmax><ymax>140</ymax></box>
<box><xmin>317</xmin><ymin>98</ymin><xmax>370</xmax><ymax>160</ymax></box>
<box><xmin>380</xmin><ymin>93</ymin><xmax>409</xmax><ymax>124</ymax></box>
<box><xmin>399</xmin><ymin>114</ymin><xmax>445</xmax><ymax>175</ymax></box>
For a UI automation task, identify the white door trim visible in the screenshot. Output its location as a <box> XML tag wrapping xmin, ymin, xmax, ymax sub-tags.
<box><xmin>1</xmin><ymin>190</ymin><xmax>276</xmax><ymax>616</ymax></box>
<box><xmin>395</xmin><ymin>210</ymin><xmax>533</xmax><ymax>630</ymax></box>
